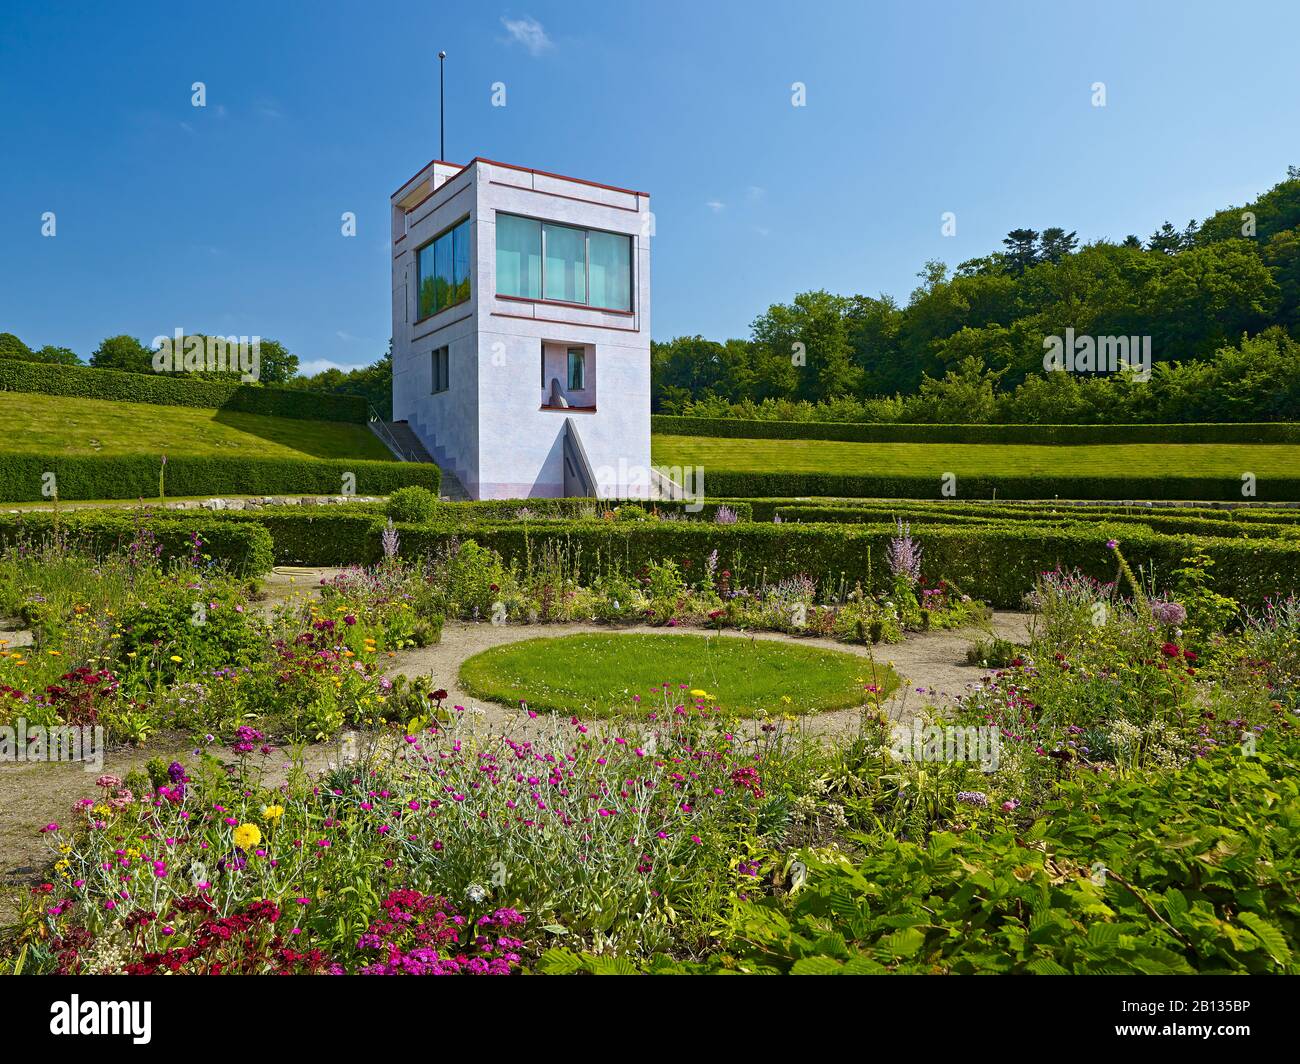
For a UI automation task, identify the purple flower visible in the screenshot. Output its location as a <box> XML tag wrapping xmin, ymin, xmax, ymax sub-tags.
<box><xmin>887</xmin><ymin>518</ymin><xmax>922</xmax><ymax>584</ymax></box>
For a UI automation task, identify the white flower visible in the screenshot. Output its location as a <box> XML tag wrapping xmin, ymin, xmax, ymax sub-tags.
<box><xmin>466</xmin><ymin>883</ymin><xmax>487</xmax><ymax>904</ymax></box>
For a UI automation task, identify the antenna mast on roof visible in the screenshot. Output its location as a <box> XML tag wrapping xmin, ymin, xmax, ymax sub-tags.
<box><xmin>438</xmin><ymin>51</ymin><xmax>447</xmax><ymax>161</ymax></box>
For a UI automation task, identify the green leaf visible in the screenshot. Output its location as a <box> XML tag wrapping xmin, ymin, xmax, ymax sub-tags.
<box><xmin>1237</xmin><ymin>913</ymin><xmax>1291</xmax><ymax>965</ymax></box>
<box><xmin>790</xmin><ymin>956</ymin><xmax>845</xmax><ymax>975</ymax></box>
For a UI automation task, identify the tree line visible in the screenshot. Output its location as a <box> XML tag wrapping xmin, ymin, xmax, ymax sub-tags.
<box><xmin>653</xmin><ymin>167</ymin><xmax>1300</xmax><ymax>422</ymax></box>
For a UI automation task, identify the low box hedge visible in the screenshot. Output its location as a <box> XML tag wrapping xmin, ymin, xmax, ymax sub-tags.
<box><xmin>654</xmin><ymin>414</ymin><xmax>1300</xmax><ymax>445</ymax></box>
<box><xmin>0</xmin><ymin>454</ymin><xmax>437</xmax><ymax>503</ymax></box>
<box><xmin>0</xmin><ymin>360</ymin><xmax>367</xmax><ymax>422</ymax></box>
<box><xmin>705</xmin><ymin>470</ymin><xmax>1300</xmax><ymax>502</ymax></box>
<box><xmin>168</xmin><ymin>510</ymin><xmax>1298</xmax><ymax>608</ymax></box>
<box><xmin>0</xmin><ymin>512</ymin><xmax>274</xmax><ymax>576</ymax></box>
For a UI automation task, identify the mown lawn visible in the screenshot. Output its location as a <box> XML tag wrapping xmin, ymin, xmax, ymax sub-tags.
<box><xmin>0</xmin><ymin>392</ymin><xmax>391</xmax><ymax>460</ymax></box>
<box><xmin>459</xmin><ymin>631</ymin><xmax>898</xmax><ymax>718</ymax></box>
<box><xmin>652</xmin><ymin>434</ymin><xmax>1300</xmax><ymax>480</ymax></box>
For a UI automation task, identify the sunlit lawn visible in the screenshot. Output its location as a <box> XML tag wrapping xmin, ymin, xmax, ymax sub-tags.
<box><xmin>459</xmin><ymin>632</ymin><xmax>898</xmax><ymax>718</ymax></box>
<box><xmin>0</xmin><ymin>392</ymin><xmax>390</xmax><ymax>460</ymax></box>
<box><xmin>652</xmin><ymin>434</ymin><xmax>1300</xmax><ymax>480</ymax></box>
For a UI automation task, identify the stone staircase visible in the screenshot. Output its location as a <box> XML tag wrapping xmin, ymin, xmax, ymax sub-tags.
<box><xmin>370</xmin><ymin>419</ymin><xmax>472</xmax><ymax>501</ymax></box>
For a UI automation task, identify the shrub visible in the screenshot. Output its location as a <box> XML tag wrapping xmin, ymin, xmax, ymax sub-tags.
<box><xmin>0</xmin><ymin>359</ymin><xmax>366</xmax><ymax>422</ymax></box>
<box><xmin>653</xmin><ymin>414</ymin><xmax>1300</xmax><ymax>445</ymax></box>
<box><xmin>0</xmin><ymin>513</ymin><xmax>274</xmax><ymax>576</ymax></box>
<box><xmin>705</xmin><ymin>469</ymin><xmax>1300</xmax><ymax>501</ymax></box>
<box><xmin>385</xmin><ymin>485</ymin><xmax>440</xmax><ymax>523</ymax></box>
<box><xmin>0</xmin><ymin>454</ymin><xmax>437</xmax><ymax>503</ymax></box>
<box><xmin>659</xmin><ymin>735</ymin><xmax>1300</xmax><ymax>974</ymax></box>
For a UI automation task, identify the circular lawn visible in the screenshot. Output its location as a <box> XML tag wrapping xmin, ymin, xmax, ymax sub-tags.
<box><xmin>458</xmin><ymin>632</ymin><xmax>898</xmax><ymax>718</ymax></box>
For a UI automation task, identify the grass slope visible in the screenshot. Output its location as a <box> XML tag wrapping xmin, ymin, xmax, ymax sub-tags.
<box><xmin>0</xmin><ymin>392</ymin><xmax>391</xmax><ymax>460</ymax></box>
<box><xmin>459</xmin><ymin>632</ymin><xmax>898</xmax><ymax>718</ymax></box>
<box><xmin>653</xmin><ymin>434</ymin><xmax>1300</xmax><ymax>481</ymax></box>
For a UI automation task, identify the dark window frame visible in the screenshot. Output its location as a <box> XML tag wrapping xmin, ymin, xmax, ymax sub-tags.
<box><xmin>415</xmin><ymin>216</ymin><xmax>472</xmax><ymax>323</ymax></box>
<box><xmin>431</xmin><ymin>345</ymin><xmax>450</xmax><ymax>394</ymax></box>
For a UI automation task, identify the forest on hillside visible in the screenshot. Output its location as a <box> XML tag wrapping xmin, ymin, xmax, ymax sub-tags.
<box><xmin>653</xmin><ymin>167</ymin><xmax>1300</xmax><ymax>423</ymax></box>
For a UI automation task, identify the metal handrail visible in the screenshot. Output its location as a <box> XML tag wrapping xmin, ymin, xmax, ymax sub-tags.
<box><xmin>367</xmin><ymin>404</ymin><xmax>420</xmax><ymax>463</ymax></box>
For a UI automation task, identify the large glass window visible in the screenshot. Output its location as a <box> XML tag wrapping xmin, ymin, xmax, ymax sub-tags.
<box><xmin>452</xmin><ymin>223</ymin><xmax>471</xmax><ymax>306</ymax></box>
<box><xmin>543</xmin><ymin>223</ymin><xmax>586</xmax><ymax>304</ymax></box>
<box><xmin>496</xmin><ymin>213</ymin><xmax>632</xmax><ymax>311</ymax></box>
<box><xmin>587</xmin><ymin>230</ymin><xmax>632</xmax><ymax>312</ymax></box>
<box><xmin>416</xmin><ymin>218</ymin><xmax>471</xmax><ymax>320</ymax></box>
<box><xmin>495</xmin><ymin>215</ymin><xmax>541</xmax><ymax>299</ymax></box>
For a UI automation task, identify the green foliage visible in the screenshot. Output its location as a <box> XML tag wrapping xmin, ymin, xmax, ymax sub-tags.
<box><xmin>671</xmin><ymin>738</ymin><xmax>1300</xmax><ymax>974</ymax></box>
<box><xmin>0</xmin><ymin>513</ymin><xmax>274</xmax><ymax>575</ymax></box>
<box><xmin>0</xmin><ymin>453</ymin><xmax>436</xmax><ymax>503</ymax></box>
<box><xmin>89</xmin><ymin>335</ymin><xmax>154</xmax><ymax>373</ymax></box>
<box><xmin>653</xmin><ymin>414</ymin><xmax>1300</xmax><ymax>445</ymax></box>
<box><xmin>385</xmin><ymin>485</ymin><xmax>440</xmax><ymax>523</ymax></box>
<box><xmin>0</xmin><ymin>358</ymin><xmax>367</xmax><ymax>422</ymax></box>
<box><xmin>284</xmin><ymin>348</ymin><xmax>393</xmax><ymax>419</ymax></box>
<box><xmin>1171</xmin><ymin>551</ymin><xmax>1240</xmax><ymax>647</ymax></box>
<box><xmin>652</xmin><ymin>169</ymin><xmax>1300</xmax><ymax>422</ymax></box>
<box><xmin>700</xmin><ymin>468</ymin><xmax>1300</xmax><ymax>502</ymax></box>
<box><xmin>119</xmin><ymin>507</ymin><xmax>1300</xmax><ymax>608</ymax></box>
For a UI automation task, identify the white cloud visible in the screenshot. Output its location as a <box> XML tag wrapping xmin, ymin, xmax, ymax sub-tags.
<box><xmin>705</xmin><ymin>200</ymin><xmax>726</xmax><ymax>212</ymax></box>
<box><xmin>500</xmin><ymin>16</ymin><xmax>553</xmax><ymax>56</ymax></box>
<box><xmin>298</xmin><ymin>358</ymin><xmax>366</xmax><ymax>376</ymax></box>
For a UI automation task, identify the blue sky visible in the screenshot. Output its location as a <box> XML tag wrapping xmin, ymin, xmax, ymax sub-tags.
<box><xmin>2</xmin><ymin>0</ymin><xmax>1298</xmax><ymax>373</ymax></box>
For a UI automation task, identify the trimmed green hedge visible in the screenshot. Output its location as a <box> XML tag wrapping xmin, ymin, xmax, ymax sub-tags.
<box><xmin>654</xmin><ymin>414</ymin><xmax>1300</xmax><ymax>445</ymax></box>
<box><xmin>0</xmin><ymin>512</ymin><xmax>274</xmax><ymax>576</ymax></box>
<box><xmin>0</xmin><ymin>360</ymin><xmax>367</xmax><ymax>422</ymax></box>
<box><xmin>154</xmin><ymin>510</ymin><xmax>1300</xmax><ymax>608</ymax></box>
<box><xmin>0</xmin><ymin>455</ymin><xmax>437</xmax><ymax>503</ymax></box>
<box><xmin>770</xmin><ymin>504</ymin><xmax>1300</xmax><ymax>540</ymax></box>
<box><xmin>705</xmin><ymin>470</ymin><xmax>1300</xmax><ymax>502</ymax></box>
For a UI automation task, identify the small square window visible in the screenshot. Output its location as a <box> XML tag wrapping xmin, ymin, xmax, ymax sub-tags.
<box><xmin>431</xmin><ymin>346</ymin><xmax>449</xmax><ymax>393</ymax></box>
<box><xmin>567</xmin><ymin>348</ymin><xmax>585</xmax><ymax>391</ymax></box>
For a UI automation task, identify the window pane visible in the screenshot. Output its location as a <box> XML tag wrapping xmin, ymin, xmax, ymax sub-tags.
<box><xmin>496</xmin><ymin>214</ymin><xmax>541</xmax><ymax>298</ymax></box>
<box><xmin>417</xmin><ymin>243</ymin><xmax>438</xmax><ymax>319</ymax></box>
<box><xmin>588</xmin><ymin>231</ymin><xmax>631</xmax><ymax>311</ymax></box>
<box><xmin>451</xmin><ymin>221</ymin><xmax>471</xmax><ymax>306</ymax></box>
<box><xmin>433</xmin><ymin>232</ymin><xmax>454</xmax><ymax>314</ymax></box>
<box><xmin>543</xmin><ymin>223</ymin><xmax>586</xmax><ymax>304</ymax></box>
<box><xmin>568</xmin><ymin>348</ymin><xmax>584</xmax><ymax>390</ymax></box>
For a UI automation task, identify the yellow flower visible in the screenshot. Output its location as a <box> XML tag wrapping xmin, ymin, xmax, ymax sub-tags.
<box><xmin>690</xmin><ymin>689</ymin><xmax>713</xmax><ymax>701</ymax></box>
<box><xmin>169</xmin><ymin>655</ymin><xmax>183</xmax><ymax>663</ymax></box>
<box><xmin>232</xmin><ymin>823</ymin><xmax>262</xmax><ymax>850</ymax></box>
<box><xmin>261</xmin><ymin>804</ymin><xmax>285</xmax><ymax>821</ymax></box>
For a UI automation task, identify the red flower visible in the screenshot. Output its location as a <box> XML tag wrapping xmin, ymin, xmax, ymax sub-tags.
<box><xmin>1160</xmin><ymin>642</ymin><xmax>1180</xmax><ymax>658</ymax></box>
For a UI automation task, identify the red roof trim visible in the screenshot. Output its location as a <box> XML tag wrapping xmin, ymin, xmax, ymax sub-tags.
<box><xmin>392</xmin><ymin>156</ymin><xmax>648</xmax><ymax>203</ymax></box>
<box><xmin>392</xmin><ymin>158</ymin><xmax>464</xmax><ymax>199</ymax></box>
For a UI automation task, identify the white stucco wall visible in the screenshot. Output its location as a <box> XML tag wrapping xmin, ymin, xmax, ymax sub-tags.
<box><xmin>391</xmin><ymin>158</ymin><xmax>650</xmax><ymax>499</ymax></box>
